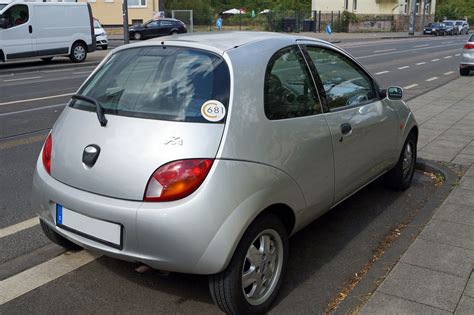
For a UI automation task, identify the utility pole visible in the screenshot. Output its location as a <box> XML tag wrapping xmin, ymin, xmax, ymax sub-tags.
<box><xmin>408</xmin><ymin>0</ymin><xmax>417</xmax><ymax>35</ymax></box>
<box><xmin>123</xmin><ymin>0</ymin><xmax>130</xmax><ymax>44</ymax></box>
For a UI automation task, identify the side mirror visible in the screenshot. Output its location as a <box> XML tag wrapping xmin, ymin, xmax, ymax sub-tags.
<box><xmin>0</xmin><ymin>17</ymin><xmax>8</xmax><ymax>29</ymax></box>
<box><xmin>387</xmin><ymin>86</ymin><xmax>403</xmax><ymax>100</ymax></box>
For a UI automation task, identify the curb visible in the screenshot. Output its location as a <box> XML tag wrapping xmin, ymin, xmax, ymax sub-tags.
<box><xmin>335</xmin><ymin>159</ymin><xmax>458</xmax><ymax>314</ymax></box>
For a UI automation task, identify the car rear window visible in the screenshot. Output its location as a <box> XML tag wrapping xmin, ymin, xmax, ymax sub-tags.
<box><xmin>71</xmin><ymin>46</ymin><xmax>230</xmax><ymax>123</ymax></box>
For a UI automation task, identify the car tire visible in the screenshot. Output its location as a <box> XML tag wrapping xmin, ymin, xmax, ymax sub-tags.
<box><xmin>102</xmin><ymin>45</ymin><xmax>108</xmax><ymax>50</ymax></box>
<box><xmin>41</xmin><ymin>57</ymin><xmax>53</xmax><ymax>62</ymax></box>
<box><xmin>460</xmin><ymin>68</ymin><xmax>470</xmax><ymax>76</ymax></box>
<box><xmin>209</xmin><ymin>213</ymin><xmax>289</xmax><ymax>314</ymax></box>
<box><xmin>69</xmin><ymin>42</ymin><xmax>87</xmax><ymax>63</ymax></box>
<box><xmin>171</xmin><ymin>30</ymin><xmax>178</xmax><ymax>35</ymax></box>
<box><xmin>133</xmin><ymin>32</ymin><xmax>143</xmax><ymax>40</ymax></box>
<box><xmin>40</xmin><ymin>219</ymin><xmax>82</xmax><ymax>250</ymax></box>
<box><xmin>385</xmin><ymin>132</ymin><xmax>417</xmax><ymax>191</ymax></box>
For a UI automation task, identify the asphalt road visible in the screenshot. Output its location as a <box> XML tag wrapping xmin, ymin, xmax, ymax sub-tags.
<box><xmin>0</xmin><ymin>34</ymin><xmax>469</xmax><ymax>313</ymax></box>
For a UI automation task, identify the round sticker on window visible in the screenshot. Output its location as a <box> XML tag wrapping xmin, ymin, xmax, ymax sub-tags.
<box><xmin>201</xmin><ymin>100</ymin><xmax>226</xmax><ymax>122</ymax></box>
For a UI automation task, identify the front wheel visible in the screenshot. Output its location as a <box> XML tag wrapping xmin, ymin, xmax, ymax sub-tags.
<box><xmin>385</xmin><ymin>132</ymin><xmax>417</xmax><ymax>191</ymax></box>
<box><xmin>133</xmin><ymin>32</ymin><xmax>143</xmax><ymax>40</ymax></box>
<box><xmin>460</xmin><ymin>68</ymin><xmax>470</xmax><ymax>76</ymax></box>
<box><xmin>209</xmin><ymin>214</ymin><xmax>289</xmax><ymax>314</ymax></box>
<box><xmin>69</xmin><ymin>42</ymin><xmax>87</xmax><ymax>63</ymax></box>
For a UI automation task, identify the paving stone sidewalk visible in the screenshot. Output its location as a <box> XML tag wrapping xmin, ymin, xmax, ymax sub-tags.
<box><xmin>361</xmin><ymin>77</ymin><xmax>474</xmax><ymax>314</ymax></box>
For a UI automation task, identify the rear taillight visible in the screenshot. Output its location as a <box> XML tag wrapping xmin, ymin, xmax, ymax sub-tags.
<box><xmin>42</xmin><ymin>133</ymin><xmax>52</xmax><ymax>175</ymax></box>
<box><xmin>464</xmin><ymin>44</ymin><xmax>474</xmax><ymax>49</ymax></box>
<box><xmin>144</xmin><ymin>159</ymin><xmax>213</xmax><ymax>202</ymax></box>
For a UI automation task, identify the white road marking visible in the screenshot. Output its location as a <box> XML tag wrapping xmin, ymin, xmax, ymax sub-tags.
<box><xmin>441</xmin><ymin>41</ymin><xmax>453</xmax><ymax>44</ymax></box>
<box><xmin>3</xmin><ymin>76</ymin><xmax>42</xmax><ymax>83</ymax></box>
<box><xmin>373</xmin><ymin>48</ymin><xmax>396</xmax><ymax>53</ymax></box>
<box><xmin>72</xmin><ymin>71</ymin><xmax>92</xmax><ymax>75</ymax></box>
<box><xmin>0</xmin><ymin>93</ymin><xmax>74</xmax><ymax>106</ymax></box>
<box><xmin>398</xmin><ymin>66</ymin><xmax>410</xmax><ymax>69</ymax></box>
<box><xmin>404</xmin><ymin>84</ymin><xmax>419</xmax><ymax>90</ymax></box>
<box><xmin>444</xmin><ymin>71</ymin><xmax>455</xmax><ymax>75</ymax></box>
<box><xmin>356</xmin><ymin>42</ymin><xmax>461</xmax><ymax>59</ymax></box>
<box><xmin>0</xmin><ymin>217</ymin><xmax>39</xmax><ymax>239</ymax></box>
<box><xmin>375</xmin><ymin>71</ymin><xmax>390</xmax><ymax>75</ymax></box>
<box><xmin>426</xmin><ymin>77</ymin><xmax>438</xmax><ymax>82</ymax></box>
<box><xmin>444</xmin><ymin>56</ymin><xmax>452</xmax><ymax>59</ymax></box>
<box><xmin>43</xmin><ymin>66</ymin><xmax>96</xmax><ymax>74</ymax></box>
<box><xmin>0</xmin><ymin>74</ymin><xmax>14</xmax><ymax>78</ymax></box>
<box><xmin>431</xmin><ymin>59</ymin><xmax>440</xmax><ymax>61</ymax></box>
<box><xmin>0</xmin><ymin>103</ymin><xmax>66</xmax><ymax>117</ymax></box>
<box><xmin>416</xmin><ymin>62</ymin><xmax>426</xmax><ymax>65</ymax></box>
<box><xmin>414</xmin><ymin>44</ymin><xmax>429</xmax><ymax>48</ymax></box>
<box><xmin>455</xmin><ymin>53</ymin><xmax>461</xmax><ymax>56</ymax></box>
<box><xmin>0</xmin><ymin>250</ymin><xmax>100</xmax><ymax>305</ymax></box>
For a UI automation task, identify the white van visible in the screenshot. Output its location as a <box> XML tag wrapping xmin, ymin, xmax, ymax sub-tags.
<box><xmin>0</xmin><ymin>2</ymin><xmax>96</xmax><ymax>63</ymax></box>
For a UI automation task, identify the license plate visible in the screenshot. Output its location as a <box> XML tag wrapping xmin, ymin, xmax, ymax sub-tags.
<box><xmin>56</xmin><ymin>204</ymin><xmax>122</xmax><ymax>249</ymax></box>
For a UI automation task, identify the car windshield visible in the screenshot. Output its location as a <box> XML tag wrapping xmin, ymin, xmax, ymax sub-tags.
<box><xmin>0</xmin><ymin>4</ymin><xmax>6</xmax><ymax>10</ymax></box>
<box><xmin>71</xmin><ymin>46</ymin><xmax>231</xmax><ymax>123</ymax></box>
<box><xmin>456</xmin><ymin>21</ymin><xmax>463</xmax><ymax>25</ymax></box>
<box><xmin>94</xmin><ymin>19</ymin><xmax>102</xmax><ymax>28</ymax></box>
<box><xmin>470</xmin><ymin>34</ymin><xmax>474</xmax><ymax>42</ymax></box>
<box><xmin>431</xmin><ymin>23</ymin><xmax>440</xmax><ymax>27</ymax></box>
<box><xmin>425</xmin><ymin>23</ymin><xmax>432</xmax><ymax>27</ymax></box>
<box><xmin>444</xmin><ymin>22</ymin><xmax>454</xmax><ymax>26</ymax></box>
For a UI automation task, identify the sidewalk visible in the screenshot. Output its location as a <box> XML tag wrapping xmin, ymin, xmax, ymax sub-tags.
<box><xmin>361</xmin><ymin>77</ymin><xmax>474</xmax><ymax>314</ymax></box>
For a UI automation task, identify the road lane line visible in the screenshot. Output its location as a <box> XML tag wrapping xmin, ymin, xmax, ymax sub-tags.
<box><xmin>0</xmin><ymin>93</ymin><xmax>74</xmax><ymax>106</ymax></box>
<box><xmin>431</xmin><ymin>59</ymin><xmax>440</xmax><ymax>61</ymax></box>
<box><xmin>43</xmin><ymin>66</ymin><xmax>96</xmax><ymax>74</ymax></box>
<box><xmin>441</xmin><ymin>42</ymin><xmax>453</xmax><ymax>44</ymax></box>
<box><xmin>444</xmin><ymin>71</ymin><xmax>455</xmax><ymax>75</ymax></box>
<box><xmin>356</xmin><ymin>42</ymin><xmax>461</xmax><ymax>59</ymax></box>
<box><xmin>426</xmin><ymin>77</ymin><xmax>438</xmax><ymax>82</ymax></box>
<box><xmin>444</xmin><ymin>56</ymin><xmax>452</xmax><ymax>59</ymax></box>
<box><xmin>72</xmin><ymin>71</ymin><xmax>92</xmax><ymax>75</ymax></box>
<box><xmin>0</xmin><ymin>250</ymin><xmax>100</xmax><ymax>305</ymax></box>
<box><xmin>3</xmin><ymin>76</ymin><xmax>42</xmax><ymax>83</ymax></box>
<box><xmin>414</xmin><ymin>44</ymin><xmax>429</xmax><ymax>48</ymax></box>
<box><xmin>0</xmin><ymin>134</ymin><xmax>47</xmax><ymax>150</ymax></box>
<box><xmin>398</xmin><ymin>66</ymin><xmax>410</xmax><ymax>69</ymax></box>
<box><xmin>455</xmin><ymin>53</ymin><xmax>461</xmax><ymax>56</ymax></box>
<box><xmin>404</xmin><ymin>84</ymin><xmax>419</xmax><ymax>90</ymax></box>
<box><xmin>0</xmin><ymin>217</ymin><xmax>39</xmax><ymax>239</ymax></box>
<box><xmin>0</xmin><ymin>74</ymin><xmax>14</xmax><ymax>78</ymax></box>
<box><xmin>373</xmin><ymin>49</ymin><xmax>396</xmax><ymax>53</ymax></box>
<box><xmin>0</xmin><ymin>103</ymin><xmax>66</xmax><ymax>117</ymax></box>
<box><xmin>416</xmin><ymin>62</ymin><xmax>426</xmax><ymax>65</ymax></box>
<box><xmin>375</xmin><ymin>71</ymin><xmax>390</xmax><ymax>75</ymax></box>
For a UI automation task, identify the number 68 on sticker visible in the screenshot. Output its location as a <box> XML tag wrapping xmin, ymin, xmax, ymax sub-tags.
<box><xmin>201</xmin><ymin>100</ymin><xmax>226</xmax><ymax>122</ymax></box>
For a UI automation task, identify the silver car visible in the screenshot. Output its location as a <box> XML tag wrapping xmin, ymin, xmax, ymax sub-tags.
<box><xmin>32</xmin><ymin>32</ymin><xmax>418</xmax><ymax>314</ymax></box>
<box><xmin>461</xmin><ymin>34</ymin><xmax>474</xmax><ymax>76</ymax></box>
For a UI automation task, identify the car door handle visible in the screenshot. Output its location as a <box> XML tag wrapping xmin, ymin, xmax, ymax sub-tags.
<box><xmin>29</xmin><ymin>25</ymin><xmax>32</xmax><ymax>34</ymax></box>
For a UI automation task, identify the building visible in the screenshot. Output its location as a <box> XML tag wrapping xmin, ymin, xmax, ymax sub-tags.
<box><xmin>312</xmin><ymin>0</ymin><xmax>437</xmax><ymax>32</ymax></box>
<box><xmin>5</xmin><ymin>0</ymin><xmax>160</xmax><ymax>26</ymax></box>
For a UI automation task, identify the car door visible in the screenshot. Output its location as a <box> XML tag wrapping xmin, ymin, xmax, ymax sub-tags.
<box><xmin>0</xmin><ymin>3</ymin><xmax>34</xmax><ymax>60</ymax></box>
<box><xmin>158</xmin><ymin>20</ymin><xmax>173</xmax><ymax>36</ymax></box>
<box><xmin>302</xmin><ymin>44</ymin><xmax>399</xmax><ymax>203</ymax></box>
<box><xmin>262</xmin><ymin>45</ymin><xmax>335</xmax><ymax>221</ymax></box>
<box><xmin>143</xmin><ymin>20</ymin><xmax>159</xmax><ymax>38</ymax></box>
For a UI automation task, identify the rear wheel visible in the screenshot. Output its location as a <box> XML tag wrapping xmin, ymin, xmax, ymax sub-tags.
<box><xmin>385</xmin><ymin>132</ymin><xmax>417</xmax><ymax>191</ymax></box>
<box><xmin>460</xmin><ymin>68</ymin><xmax>470</xmax><ymax>76</ymax></box>
<box><xmin>133</xmin><ymin>32</ymin><xmax>143</xmax><ymax>40</ymax></box>
<box><xmin>40</xmin><ymin>219</ymin><xmax>82</xmax><ymax>250</ymax></box>
<box><xmin>69</xmin><ymin>42</ymin><xmax>87</xmax><ymax>63</ymax></box>
<box><xmin>209</xmin><ymin>214</ymin><xmax>288</xmax><ymax>314</ymax></box>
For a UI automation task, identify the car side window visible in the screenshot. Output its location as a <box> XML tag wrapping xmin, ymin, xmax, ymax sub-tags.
<box><xmin>1</xmin><ymin>4</ymin><xmax>28</xmax><ymax>29</ymax></box>
<box><xmin>306</xmin><ymin>46</ymin><xmax>377</xmax><ymax>110</ymax></box>
<box><xmin>147</xmin><ymin>21</ymin><xmax>159</xmax><ymax>28</ymax></box>
<box><xmin>264</xmin><ymin>46</ymin><xmax>321</xmax><ymax>120</ymax></box>
<box><xmin>161</xmin><ymin>21</ymin><xmax>173</xmax><ymax>27</ymax></box>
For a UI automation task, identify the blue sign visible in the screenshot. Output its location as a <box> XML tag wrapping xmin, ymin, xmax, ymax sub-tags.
<box><xmin>326</xmin><ymin>24</ymin><xmax>332</xmax><ymax>34</ymax></box>
<box><xmin>216</xmin><ymin>18</ymin><xmax>223</xmax><ymax>30</ymax></box>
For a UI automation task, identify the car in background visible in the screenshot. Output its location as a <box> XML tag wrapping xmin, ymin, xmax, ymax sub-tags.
<box><xmin>460</xmin><ymin>34</ymin><xmax>474</xmax><ymax>76</ymax></box>
<box><xmin>129</xmin><ymin>18</ymin><xmax>186</xmax><ymax>40</ymax></box>
<box><xmin>455</xmin><ymin>20</ymin><xmax>470</xmax><ymax>35</ymax></box>
<box><xmin>424</xmin><ymin>22</ymin><xmax>447</xmax><ymax>36</ymax></box>
<box><xmin>32</xmin><ymin>32</ymin><xmax>418</xmax><ymax>314</ymax></box>
<box><xmin>443</xmin><ymin>21</ymin><xmax>457</xmax><ymax>35</ymax></box>
<box><xmin>94</xmin><ymin>18</ymin><xmax>108</xmax><ymax>50</ymax></box>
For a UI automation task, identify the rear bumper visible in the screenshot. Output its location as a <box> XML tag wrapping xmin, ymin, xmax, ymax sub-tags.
<box><xmin>461</xmin><ymin>53</ymin><xmax>474</xmax><ymax>68</ymax></box>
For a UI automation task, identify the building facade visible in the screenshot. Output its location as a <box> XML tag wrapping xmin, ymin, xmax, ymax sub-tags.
<box><xmin>312</xmin><ymin>0</ymin><xmax>437</xmax><ymax>32</ymax></box>
<box><xmin>5</xmin><ymin>0</ymin><xmax>159</xmax><ymax>25</ymax></box>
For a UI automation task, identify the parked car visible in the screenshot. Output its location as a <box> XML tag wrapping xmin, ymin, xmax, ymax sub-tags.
<box><xmin>94</xmin><ymin>18</ymin><xmax>108</xmax><ymax>50</ymax></box>
<box><xmin>455</xmin><ymin>20</ymin><xmax>470</xmax><ymax>35</ymax></box>
<box><xmin>444</xmin><ymin>21</ymin><xmax>459</xmax><ymax>35</ymax></box>
<box><xmin>424</xmin><ymin>22</ymin><xmax>447</xmax><ymax>36</ymax></box>
<box><xmin>129</xmin><ymin>18</ymin><xmax>187</xmax><ymax>40</ymax></box>
<box><xmin>460</xmin><ymin>34</ymin><xmax>474</xmax><ymax>76</ymax></box>
<box><xmin>32</xmin><ymin>32</ymin><xmax>418</xmax><ymax>314</ymax></box>
<box><xmin>0</xmin><ymin>2</ymin><xmax>95</xmax><ymax>63</ymax></box>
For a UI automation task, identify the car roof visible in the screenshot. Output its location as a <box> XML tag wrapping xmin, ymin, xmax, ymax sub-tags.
<box><xmin>147</xmin><ymin>31</ymin><xmax>323</xmax><ymax>53</ymax></box>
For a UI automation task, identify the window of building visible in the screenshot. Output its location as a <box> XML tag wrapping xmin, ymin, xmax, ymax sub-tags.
<box><xmin>344</xmin><ymin>0</ymin><xmax>349</xmax><ymax>10</ymax></box>
<box><xmin>353</xmin><ymin>0</ymin><xmax>357</xmax><ymax>11</ymax></box>
<box><xmin>264</xmin><ymin>46</ymin><xmax>321</xmax><ymax>120</ymax></box>
<box><xmin>128</xmin><ymin>0</ymin><xmax>146</xmax><ymax>7</ymax></box>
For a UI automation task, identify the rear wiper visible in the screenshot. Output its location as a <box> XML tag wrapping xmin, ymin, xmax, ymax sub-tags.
<box><xmin>71</xmin><ymin>94</ymin><xmax>108</xmax><ymax>127</ymax></box>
